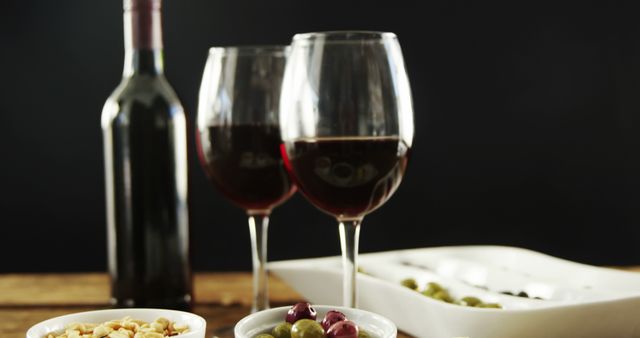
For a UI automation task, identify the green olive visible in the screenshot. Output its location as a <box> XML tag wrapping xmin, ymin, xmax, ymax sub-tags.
<box><xmin>400</xmin><ymin>278</ymin><xmax>419</xmax><ymax>290</ymax></box>
<box><xmin>255</xmin><ymin>334</ymin><xmax>275</xmax><ymax>338</ymax></box>
<box><xmin>358</xmin><ymin>329</ymin><xmax>371</xmax><ymax>338</ymax></box>
<box><xmin>291</xmin><ymin>319</ymin><xmax>324</xmax><ymax>338</ymax></box>
<box><xmin>460</xmin><ymin>296</ymin><xmax>482</xmax><ymax>307</ymax></box>
<box><xmin>432</xmin><ymin>290</ymin><xmax>453</xmax><ymax>303</ymax></box>
<box><xmin>272</xmin><ymin>322</ymin><xmax>292</xmax><ymax>338</ymax></box>
<box><xmin>478</xmin><ymin>303</ymin><xmax>502</xmax><ymax>309</ymax></box>
<box><xmin>422</xmin><ymin>282</ymin><xmax>443</xmax><ymax>296</ymax></box>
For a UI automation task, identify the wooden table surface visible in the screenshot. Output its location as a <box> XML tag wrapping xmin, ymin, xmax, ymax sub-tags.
<box><xmin>6</xmin><ymin>268</ymin><xmax>640</xmax><ymax>338</ymax></box>
<box><xmin>1</xmin><ymin>272</ymin><xmax>414</xmax><ymax>338</ymax></box>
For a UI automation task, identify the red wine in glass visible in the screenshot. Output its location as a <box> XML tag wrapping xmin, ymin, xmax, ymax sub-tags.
<box><xmin>282</xmin><ymin>136</ymin><xmax>409</xmax><ymax>219</ymax></box>
<box><xmin>198</xmin><ymin>124</ymin><xmax>295</xmax><ymax>211</ymax></box>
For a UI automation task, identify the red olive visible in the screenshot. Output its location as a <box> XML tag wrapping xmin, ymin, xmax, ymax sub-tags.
<box><xmin>285</xmin><ymin>302</ymin><xmax>317</xmax><ymax>324</ymax></box>
<box><xmin>321</xmin><ymin>310</ymin><xmax>347</xmax><ymax>332</ymax></box>
<box><xmin>326</xmin><ymin>320</ymin><xmax>359</xmax><ymax>338</ymax></box>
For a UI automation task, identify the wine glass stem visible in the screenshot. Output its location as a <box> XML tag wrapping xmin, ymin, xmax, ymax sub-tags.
<box><xmin>339</xmin><ymin>219</ymin><xmax>361</xmax><ymax>308</ymax></box>
<box><xmin>248</xmin><ymin>213</ymin><xmax>270</xmax><ymax>312</ymax></box>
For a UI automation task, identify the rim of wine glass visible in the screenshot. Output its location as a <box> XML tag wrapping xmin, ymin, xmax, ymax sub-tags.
<box><xmin>208</xmin><ymin>45</ymin><xmax>289</xmax><ymax>56</ymax></box>
<box><xmin>292</xmin><ymin>30</ymin><xmax>398</xmax><ymax>44</ymax></box>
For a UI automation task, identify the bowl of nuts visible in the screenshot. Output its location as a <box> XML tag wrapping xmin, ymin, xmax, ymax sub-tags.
<box><xmin>26</xmin><ymin>308</ymin><xmax>206</xmax><ymax>338</ymax></box>
<box><xmin>234</xmin><ymin>302</ymin><xmax>397</xmax><ymax>338</ymax></box>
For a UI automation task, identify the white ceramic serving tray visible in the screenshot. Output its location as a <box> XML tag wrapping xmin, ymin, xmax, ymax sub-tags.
<box><xmin>269</xmin><ymin>246</ymin><xmax>640</xmax><ymax>338</ymax></box>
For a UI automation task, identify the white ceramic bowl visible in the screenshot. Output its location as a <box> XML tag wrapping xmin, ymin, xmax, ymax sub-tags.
<box><xmin>26</xmin><ymin>308</ymin><xmax>206</xmax><ymax>338</ymax></box>
<box><xmin>234</xmin><ymin>305</ymin><xmax>397</xmax><ymax>338</ymax></box>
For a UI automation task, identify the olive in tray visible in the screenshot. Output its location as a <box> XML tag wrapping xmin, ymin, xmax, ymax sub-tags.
<box><xmin>400</xmin><ymin>278</ymin><xmax>502</xmax><ymax>309</ymax></box>
<box><xmin>255</xmin><ymin>303</ymin><xmax>370</xmax><ymax>338</ymax></box>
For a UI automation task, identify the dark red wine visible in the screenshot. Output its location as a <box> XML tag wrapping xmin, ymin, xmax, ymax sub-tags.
<box><xmin>197</xmin><ymin>124</ymin><xmax>295</xmax><ymax>211</ymax></box>
<box><xmin>282</xmin><ymin>136</ymin><xmax>409</xmax><ymax>219</ymax></box>
<box><xmin>101</xmin><ymin>0</ymin><xmax>191</xmax><ymax>311</ymax></box>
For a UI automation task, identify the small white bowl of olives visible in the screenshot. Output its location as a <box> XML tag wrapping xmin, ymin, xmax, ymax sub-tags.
<box><xmin>234</xmin><ymin>303</ymin><xmax>397</xmax><ymax>338</ymax></box>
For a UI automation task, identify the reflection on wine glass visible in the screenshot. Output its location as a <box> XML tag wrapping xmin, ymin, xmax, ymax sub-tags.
<box><xmin>279</xmin><ymin>31</ymin><xmax>414</xmax><ymax>308</ymax></box>
<box><xmin>196</xmin><ymin>46</ymin><xmax>295</xmax><ymax>313</ymax></box>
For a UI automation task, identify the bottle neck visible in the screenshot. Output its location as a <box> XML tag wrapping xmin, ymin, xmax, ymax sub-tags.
<box><xmin>123</xmin><ymin>0</ymin><xmax>164</xmax><ymax>76</ymax></box>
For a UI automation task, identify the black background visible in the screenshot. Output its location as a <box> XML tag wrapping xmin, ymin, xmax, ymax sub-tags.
<box><xmin>2</xmin><ymin>1</ymin><xmax>640</xmax><ymax>272</ymax></box>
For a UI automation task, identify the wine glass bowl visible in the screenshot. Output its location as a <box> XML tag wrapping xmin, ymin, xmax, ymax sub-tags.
<box><xmin>197</xmin><ymin>46</ymin><xmax>295</xmax><ymax>214</ymax></box>
<box><xmin>280</xmin><ymin>31</ymin><xmax>413</xmax><ymax>220</ymax></box>
<box><xmin>279</xmin><ymin>31</ymin><xmax>414</xmax><ymax>307</ymax></box>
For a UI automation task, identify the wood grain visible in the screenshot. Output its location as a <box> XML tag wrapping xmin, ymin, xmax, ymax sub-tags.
<box><xmin>0</xmin><ymin>273</ymin><xmax>410</xmax><ymax>338</ymax></box>
<box><xmin>6</xmin><ymin>268</ymin><xmax>640</xmax><ymax>338</ymax></box>
<box><xmin>0</xmin><ymin>273</ymin><xmax>303</xmax><ymax>306</ymax></box>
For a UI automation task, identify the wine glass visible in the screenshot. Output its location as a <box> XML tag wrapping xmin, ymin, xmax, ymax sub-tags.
<box><xmin>279</xmin><ymin>31</ymin><xmax>414</xmax><ymax>308</ymax></box>
<box><xmin>196</xmin><ymin>46</ymin><xmax>295</xmax><ymax>313</ymax></box>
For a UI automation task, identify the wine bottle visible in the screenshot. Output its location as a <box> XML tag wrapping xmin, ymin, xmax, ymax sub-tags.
<box><xmin>101</xmin><ymin>0</ymin><xmax>192</xmax><ymax>311</ymax></box>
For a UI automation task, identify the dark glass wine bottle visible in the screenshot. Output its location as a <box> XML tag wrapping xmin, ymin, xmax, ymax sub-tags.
<box><xmin>101</xmin><ymin>0</ymin><xmax>192</xmax><ymax>311</ymax></box>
